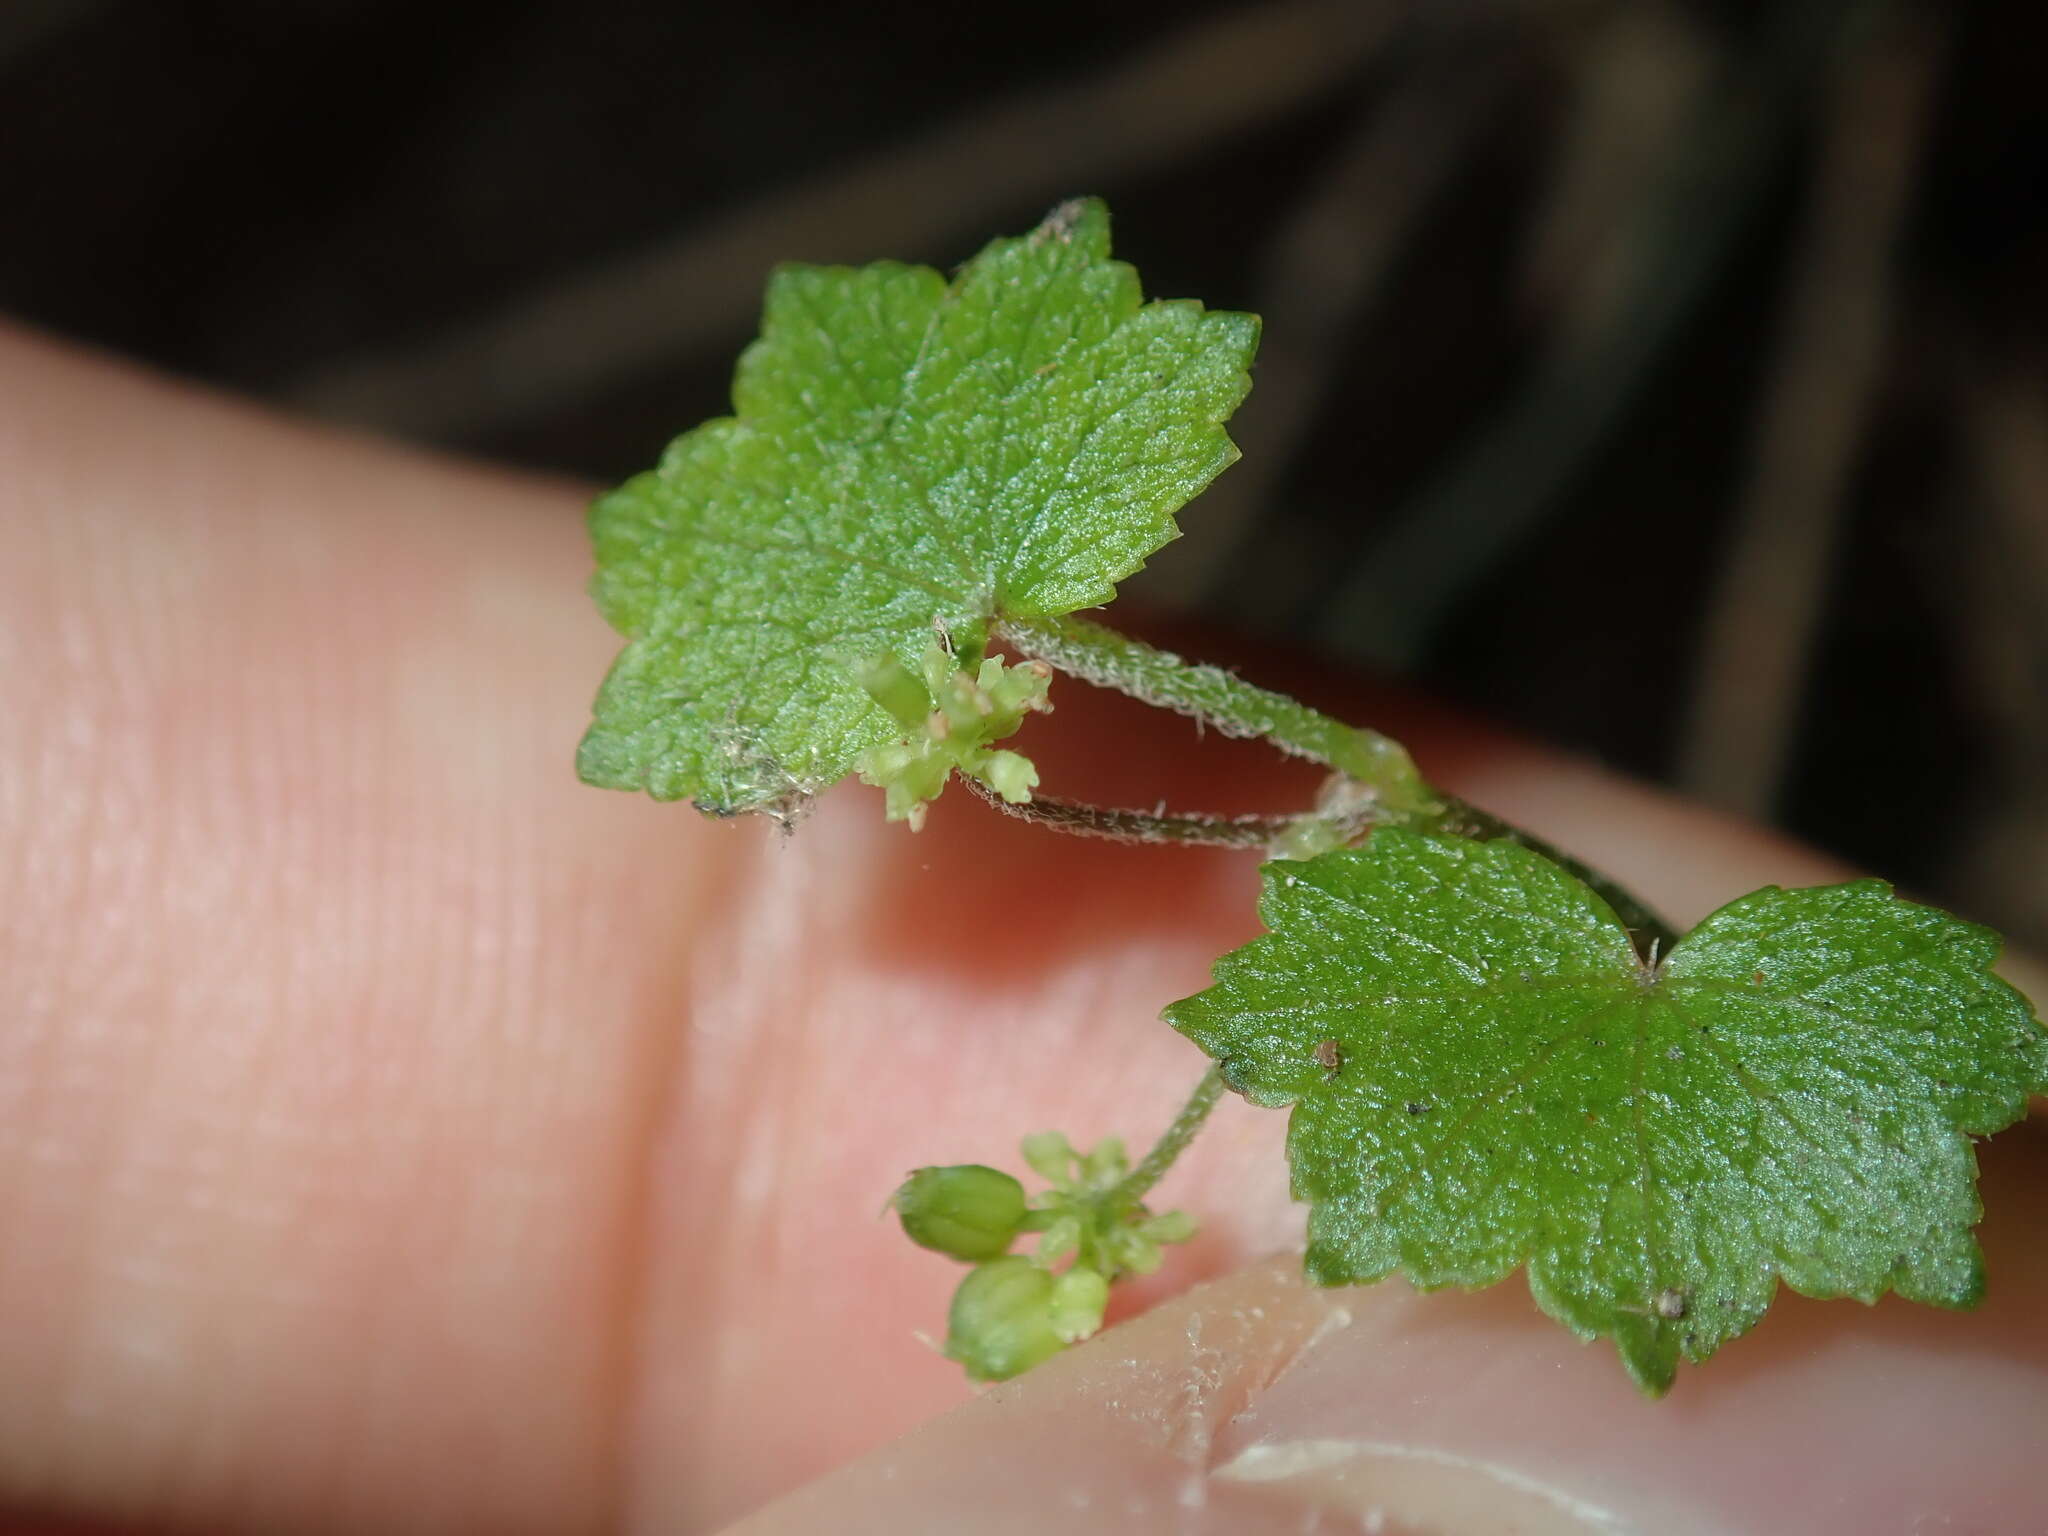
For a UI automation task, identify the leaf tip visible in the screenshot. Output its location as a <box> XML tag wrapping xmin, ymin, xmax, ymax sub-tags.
<box><xmin>1301</xmin><ymin>1239</ymin><xmax>1354</xmax><ymax>1290</ymax></box>
<box><xmin>574</xmin><ymin>722</ymin><xmax>642</xmax><ymax>795</ymax></box>
<box><xmin>1033</xmin><ymin>196</ymin><xmax>1110</xmax><ymax>251</ymax></box>
<box><xmin>1206</xmin><ymin>305</ymin><xmax>1263</xmax><ymax>359</ymax></box>
<box><xmin>1619</xmin><ymin>1338</ymin><xmax>1679</xmax><ymax>1398</ymax></box>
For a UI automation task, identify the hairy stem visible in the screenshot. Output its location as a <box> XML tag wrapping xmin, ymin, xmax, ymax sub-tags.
<box><xmin>1117</xmin><ymin>1064</ymin><xmax>1229</xmax><ymax>1207</ymax></box>
<box><xmin>994</xmin><ymin>614</ymin><xmax>1435</xmax><ymax>814</ymax></box>
<box><xmin>961</xmin><ymin>776</ymin><xmax>1377</xmax><ymax>851</ymax></box>
<box><xmin>994</xmin><ymin>612</ymin><xmax>1679</xmax><ymax>954</ymax></box>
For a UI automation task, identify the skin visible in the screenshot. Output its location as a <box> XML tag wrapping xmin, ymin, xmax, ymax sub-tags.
<box><xmin>1</xmin><ymin>323</ymin><xmax>2042</xmax><ymax>1535</ymax></box>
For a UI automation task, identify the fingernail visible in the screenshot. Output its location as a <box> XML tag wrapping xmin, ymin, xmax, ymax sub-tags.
<box><xmin>1207</xmin><ymin>1284</ymin><xmax>1696</xmax><ymax>1535</ymax></box>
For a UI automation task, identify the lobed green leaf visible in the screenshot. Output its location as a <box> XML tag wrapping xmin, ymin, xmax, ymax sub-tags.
<box><xmin>1164</xmin><ymin>830</ymin><xmax>2048</xmax><ymax>1392</ymax></box>
<box><xmin>579</xmin><ymin>198</ymin><xmax>1259</xmax><ymax>813</ymax></box>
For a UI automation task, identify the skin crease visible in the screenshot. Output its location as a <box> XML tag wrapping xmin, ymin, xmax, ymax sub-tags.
<box><xmin>0</xmin><ymin>323</ymin><xmax>2042</xmax><ymax>1536</ymax></box>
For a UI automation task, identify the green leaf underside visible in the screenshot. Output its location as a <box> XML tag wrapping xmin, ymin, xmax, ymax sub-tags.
<box><xmin>579</xmin><ymin>198</ymin><xmax>1259</xmax><ymax>811</ymax></box>
<box><xmin>1164</xmin><ymin>831</ymin><xmax>2048</xmax><ymax>1393</ymax></box>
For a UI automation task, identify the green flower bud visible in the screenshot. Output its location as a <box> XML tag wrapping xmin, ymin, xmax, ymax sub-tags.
<box><xmin>855</xmin><ymin>653</ymin><xmax>936</xmax><ymax>732</ymax></box>
<box><xmin>980</xmin><ymin>654</ymin><xmax>1053</xmax><ymax>717</ymax></box>
<box><xmin>1048</xmin><ymin>1265</ymin><xmax>1110</xmax><ymax>1343</ymax></box>
<box><xmin>1106</xmin><ymin>1227</ymin><xmax>1164</xmax><ymax>1276</ymax></box>
<box><xmin>937</xmin><ymin>669</ymin><xmax>991</xmax><ymax>732</ymax></box>
<box><xmin>1034</xmin><ymin>1211</ymin><xmax>1083</xmax><ymax>1262</ymax></box>
<box><xmin>918</xmin><ymin>641</ymin><xmax>957</xmax><ymax>698</ymax></box>
<box><xmin>1020</xmin><ymin>1130</ymin><xmax>1076</xmax><ymax>1186</ymax></box>
<box><xmin>892</xmin><ymin>1164</ymin><xmax>1027</xmax><ymax>1262</ymax></box>
<box><xmin>942</xmin><ymin>1256</ymin><xmax>1066</xmax><ymax>1382</ymax></box>
<box><xmin>1268</xmin><ymin>812</ymin><xmax>1349</xmax><ymax>862</ymax></box>
<box><xmin>1081</xmin><ymin>1136</ymin><xmax>1128</xmax><ymax>1184</ymax></box>
<box><xmin>1138</xmin><ymin>1209</ymin><xmax>1197</xmax><ymax>1245</ymax></box>
<box><xmin>979</xmin><ymin>749</ymin><xmax>1039</xmax><ymax>804</ymax></box>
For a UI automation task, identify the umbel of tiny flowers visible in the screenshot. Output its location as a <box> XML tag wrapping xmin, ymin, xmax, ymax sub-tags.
<box><xmin>890</xmin><ymin>1133</ymin><xmax>1199</xmax><ymax>1383</ymax></box>
<box><xmin>1015</xmin><ymin>1132</ymin><xmax>1197</xmax><ymax>1279</ymax></box>
<box><xmin>853</xmin><ymin>641</ymin><xmax>1052</xmax><ymax>830</ymax></box>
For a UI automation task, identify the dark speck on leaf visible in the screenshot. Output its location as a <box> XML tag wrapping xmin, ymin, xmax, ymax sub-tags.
<box><xmin>1405</xmin><ymin>1101</ymin><xmax>1427</xmax><ymax>1115</ymax></box>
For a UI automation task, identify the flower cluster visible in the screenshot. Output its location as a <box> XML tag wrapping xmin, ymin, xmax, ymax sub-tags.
<box><xmin>853</xmin><ymin>642</ymin><xmax>1052</xmax><ymax>829</ymax></box>
<box><xmin>891</xmin><ymin>1132</ymin><xmax>1197</xmax><ymax>1382</ymax></box>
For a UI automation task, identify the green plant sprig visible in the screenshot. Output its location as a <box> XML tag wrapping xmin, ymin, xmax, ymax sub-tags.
<box><xmin>578</xmin><ymin>199</ymin><xmax>2047</xmax><ymax>1395</ymax></box>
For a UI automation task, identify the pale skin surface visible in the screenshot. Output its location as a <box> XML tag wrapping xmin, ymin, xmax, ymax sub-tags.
<box><xmin>1</xmin><ymin>323</ymin><xmax>2043</xmax><ymax>1535</ymax></box>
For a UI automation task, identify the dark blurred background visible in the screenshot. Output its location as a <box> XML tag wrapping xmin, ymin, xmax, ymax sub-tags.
<box><xmin>4</xmin><ymin>0</ymin><xmax>2045</xmax><ymax>944</ymax></box>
